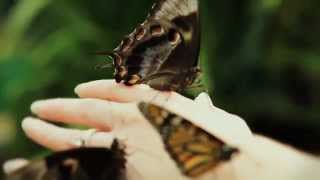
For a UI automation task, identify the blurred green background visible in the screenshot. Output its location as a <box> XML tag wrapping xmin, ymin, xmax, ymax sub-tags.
<box><xmin>0</xmin><ymin>0</ymin><xmax>319</xmax><ymax>177</ymax></box>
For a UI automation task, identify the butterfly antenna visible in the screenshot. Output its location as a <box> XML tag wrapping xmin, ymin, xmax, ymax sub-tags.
<box><xmin>92</xmin><ymin>51</ymin><xmax>116</xmax><ymax>70</ymax></box>
<box><xmin>92</xmin><ymin>51</ymin><xmax>116</xmax><ymax>61</ymax></box>
<box><xmin>93</xmin><ymin>50</ymin><xmax>115</xmax><ymax>56</ymax></box>
<box><xmin>94</xmin><ymin>62</ymin><xmax>114</xmax><ymax>70</ymax></box>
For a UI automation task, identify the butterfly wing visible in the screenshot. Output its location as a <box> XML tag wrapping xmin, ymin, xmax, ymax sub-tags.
<box><xmin>145</xmin><ymin>0</ymin><xmax>201</xmax><ymax>91</ymax></box>
<box><xmin>6</xmin><ymin>141</ymin><xmax>126</xmax><ymax>180</ymax></box>
<box><xmin>138</xmin><ymin>102</ymin><xmax>238</xmax><ymax>177</ymax></box>
<box><xmin>148</xmin><ymin>0</ymin><xmax>199</xmax><ymax>21</ymax></box>
<box><xmin>108</xmin><ymin>0</ymin><xmax>200</xmax><ymax>92</ymax></box>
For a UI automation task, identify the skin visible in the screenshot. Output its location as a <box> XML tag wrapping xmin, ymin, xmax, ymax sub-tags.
<box><xmin>4</xmin><ymin>79</ymin><xmax>320</xmax><ymax>180</ymax></box>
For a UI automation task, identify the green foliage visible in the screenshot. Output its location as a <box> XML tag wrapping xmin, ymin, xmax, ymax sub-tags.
<box><xmin>203</xmin><ymin>0</ymin><xmax>320</xmax><ymax>153</ymax></box>
<box><xmin>0</xmin><ymin>1</ymin><xmax>319</xmax><ymax>176</ymax></box>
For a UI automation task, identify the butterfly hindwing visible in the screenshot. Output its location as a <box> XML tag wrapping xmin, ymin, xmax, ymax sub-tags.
<box><xmin>102</xmin><ymin>0</ymin><xmax>200</xmax><ymax>92</ymax></box>
<box><xmin>138</xmin><ymin>102</ymin><xmax>239</xmax><ymax>177</ymax></box>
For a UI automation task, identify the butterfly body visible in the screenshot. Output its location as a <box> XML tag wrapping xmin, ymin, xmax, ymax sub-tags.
<box><xmin>6</xmin><ymin>140</ymin><xmax>126</xmax><ymax>180</ymax></box>
<box><xmin>138</xmin><ymin>102</ymin><xmax>239</xmax><ymax>177</ymax></box>
<box><xmin>102</xmin><ymin>0</ymin><xmax>201</xmax><ymax>92</ymax></box>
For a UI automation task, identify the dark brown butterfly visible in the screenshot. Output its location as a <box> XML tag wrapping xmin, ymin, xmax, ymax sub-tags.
<box><xmin>6</xmin><ymin>140</ymin><xmax>126</xmax><ymax>180</ymax></box>
<box><xmin>99</xmin><ymin>0</ymin><xmax>201</xmax><ymax>92</ymax></box>
<box><xmin>138</xmin><ymin>102</ymin><xmax>239</xmax><ymax>177</ymax></box>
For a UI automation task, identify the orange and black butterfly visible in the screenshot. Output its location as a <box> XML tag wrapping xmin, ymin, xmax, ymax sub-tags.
<box><xmin>138</xmin><ymin>102</ymin><xmax>239</xmax><ymax>178</ymax></box>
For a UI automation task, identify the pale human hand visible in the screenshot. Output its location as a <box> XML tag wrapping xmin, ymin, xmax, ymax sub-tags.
<box><xmin>4</xmin><ymin>80</ymin><xmax>320</xmax><ymax>180</ymax></box>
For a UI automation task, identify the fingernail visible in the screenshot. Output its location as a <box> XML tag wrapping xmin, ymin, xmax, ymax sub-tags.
<box><xmin>74</xmin><ymin>84</ymin><xmax>82</xmax><ymax>95</ymax></box>
<box><xmin>74</xmin><ymin>83</ymin><xmax>87</xmax><ymax>95</ymax></box>
<box><xmin>21</xmin><ymin>117</ymin><xmax>37</xmax><ymax>131</ymax></box>
<box><xmin>30</xmin><ymin>101</ymin><xmax>46</xmax><ymax>114</ymax></box>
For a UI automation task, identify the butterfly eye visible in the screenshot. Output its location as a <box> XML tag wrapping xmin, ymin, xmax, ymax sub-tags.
<box><xmin>150</xmin><ymin>24</ymin><xmax>164</xmax><ymax>36</ymax></box>
<box><xmin>135</xmin><ymin>27</ymin><xmax>146</xmax><ymax>41</ymax></box>
<box><xmin>168</xmin><ymin>29</ymin><xmax>181</xmax><ymax>45</ymax></box>
<box><xmin>120</xmin><ymin>37</ymin><xmax>133</xmax><ymax>52</ymax></box>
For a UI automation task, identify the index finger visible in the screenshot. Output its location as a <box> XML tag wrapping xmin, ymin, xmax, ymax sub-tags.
<box><xmin>74</xmin><ymin>80</ymin><xmax>197</xmax><ymax>122</ymax></box>
<box><xmin>74</xmin><ymin>79</ymin><xmax>185</xmax><ymax>104</ymax></box>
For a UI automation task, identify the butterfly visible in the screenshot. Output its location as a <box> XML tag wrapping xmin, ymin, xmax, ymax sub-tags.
<box><xmin>6</xmin><ymin>140</ymin><xmax>127</xmax><ymax>180</ymax></box>
<box><xmin>98</xmin><ymin>0</ymin><xmax>201</xmax><ymax>92</ymax></box>
<box><xmin>138</xmin><ymin>102</ymin><xmax>239</xmax><ymax>177</ymax></box>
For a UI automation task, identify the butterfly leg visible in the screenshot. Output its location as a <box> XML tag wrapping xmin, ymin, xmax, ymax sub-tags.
<box><xmin>124</xmin><ymin>74</ymin><xmax>143</xmax><ymax>86</ymax></box>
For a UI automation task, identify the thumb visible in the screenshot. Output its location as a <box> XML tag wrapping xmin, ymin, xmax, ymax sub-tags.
<box><xmin>194</xmin><ymin>92</ymin><xmax>216</xmax><ymax>109</ymax></box>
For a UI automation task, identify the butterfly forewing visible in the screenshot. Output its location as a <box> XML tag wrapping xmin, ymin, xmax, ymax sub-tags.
<box><xmin>102</xmin><ymin>0</ymin><xmax>201</xmax><ymax>92</ymax></box>
<box><xmin>138</xmin><ymin>102</ymin><xmax>238</xmax><ymax>177</ymax></box>
<box><xmin>149</xmin><ymin>0</ymin><xmax>199</xmax><ymax>21</ymax></box>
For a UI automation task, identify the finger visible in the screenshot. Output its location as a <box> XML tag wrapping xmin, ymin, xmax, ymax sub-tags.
<box><xmin>194</xmin><ymin>92</ymin><xmax>217</xmax><ymax>109</ymax></box>
<box><xmin>194</xmin><ymin>93</ymin><xmax>252</xmax><ymax>141</ymax></box>
<box><xmin>31</xmin><ymin>98</ymin><xmax>140</xmax><ymax>131</ymax></box>
<box><xmin>74</xmin><ymin>79</ymin><xmax>196</xmax><ymax>113</ymax></box>
<box><xmin>3</xmin><ymin>159</ymin><xmax>29</xmax><ymax>175</ymax></box>
<box><xmin>170</xmin><ymin>102</ymin><xmax>253</xmax><ymax>147</ymax></box>
<box><xmin>74</xmin><ymin>79</ymin><xmax>173</xmax><ymax>103</ymax></box>
<box><xmin>22</xmin><ymin>117</ymin><xmax>115</xmax><ymax>151</ymax></box>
